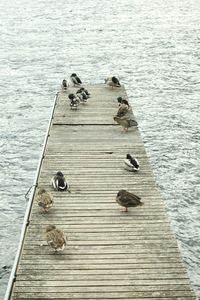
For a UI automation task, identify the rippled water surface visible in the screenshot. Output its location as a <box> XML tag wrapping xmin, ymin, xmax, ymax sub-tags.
<box><xmin>0</xmin><ymin>0</ymin><xmax>200</xmax><ymax>298</ymax></box>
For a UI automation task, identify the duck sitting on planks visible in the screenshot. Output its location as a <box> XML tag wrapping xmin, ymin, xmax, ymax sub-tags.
<box><xmin>51</xmin><ymin>171</ymin><xmax>70</xmax><ymax>192</ymax></box>
<box><xmin>35</xmin><ymin>188</ymin><xmax>54</xmax><ymax>213</ymax></box>
<box><xmin>105</xmin><ymin>76</ymin><xmax>121</xmax><ymax>88</ymax></box>
<box><xmin>116</xmin><ymin>189</ymin><xmax>143</xmax><ymax>212</ymax></box>
<box><xmin>124</xmin><ymin>154</ymin><xmax>140</xmax><ymax>172</ymax></box>
<box><xmin>45</xmin><ymin>225</ymin><xmax>68</xmax><ymax>252</ymax></box>
<box><xmin>70</xmin><ymin>73</ymin><xmax>82</xmax><ymax>86</ymax></box>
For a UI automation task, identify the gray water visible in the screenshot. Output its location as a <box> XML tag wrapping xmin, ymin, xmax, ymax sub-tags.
<box><xmin>0</xmin><ymin>0</ymin><xmax>200</xmax><ymax>298</ymax></box>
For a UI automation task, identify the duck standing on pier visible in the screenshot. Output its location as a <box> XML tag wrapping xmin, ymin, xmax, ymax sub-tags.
<box><xmin>51</xmin><ymin>171</ymin><xmax>70</xmax><ymax>192</ymax></box>
<box><xmin>35</xmin><ymin>188</ymin><xmax>54</xmax><ymax>213</ymax></box>
<box><xmin>76</xmin><ymin>87</ymin><xmax>89</xmax><ymax>103</ymax></box>
<box><xmin>70</xmin><ymin>73</ymin><xmax>82</xmax><ymax>86</ymax></box>
<box><xmin>113</xmin><ymin>115</ymin><xmax>138</xmax><ymax>132</ymax></box>
<box><xmin>116</xmin><ymin>189</ymin><xmax>143</xmax><ymax>212</ymax></box>
<box><xmin>68</xmin><ymin>93</ymin><xmax>80</xmax><ymax>109</ymax></box>
<box><xmin>61</xmin><ymin>79</ymin><xmax>68</xmax><ymax>91</ymax></box>
<box><xmin>124</xmin><ymin>154</ymin><xmax>140</xmax><ymax>172</ymax></box>
<box><xmin>116</xmin><ymin>101</ymin><xmax>129</xmax><ymax>117</ymax></box>
<box><xmin>45</xmin><ymin>225</ymin><xmax>67</xmax><ymax>252</ymax></box>
<box><xmin>117</xmin><ymin>96</ymin><xmax>125</xmax><ymax>106</ymax></box>
<box><xmin>113</xmin><ymin>99</ymin><xmax>138</xmax><ymax>131</ymax></box>
<box><xmin>105</xmin><ymin>76</ymin><xmax>121</xmax><ymax>88</ymax></box>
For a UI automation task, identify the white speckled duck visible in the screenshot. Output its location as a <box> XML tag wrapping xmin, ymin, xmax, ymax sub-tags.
<box><xmin>68</xmin><ymin>93</ymin><xmax>80</xmax><ymax>109</ymax></box>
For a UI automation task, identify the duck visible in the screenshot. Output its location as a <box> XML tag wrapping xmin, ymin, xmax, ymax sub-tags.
<box><xmin>70</xmin><ymin>73</ymin><xmax>82</xmax><ymax>86</ymax></box>
<box><xmin>105</xmin><ymin>76</ymin><xmax>121</xmax><ymax>88</ymax></box>
<box><xmin>51</xmin><ymin>171</ymin><xmax>69</xmax><ymax>191</ymax></box>
<box><xmin>113</xmin><ymin>116</ymin><xmax>138</xmax><ymax>131</ymax></box>
<box><xmin>76</xmin><ymin>88</ymin><xmax>88</xmax><ymax>103</ymax></box>
<box><xmin>81</xmin><ymin>87</ymin><xmax>90</xmax><ymax>97</ymax></box>
<box><xmin>61</xmin><ymin>79</ymin><xmax>68</xmax><ymax>91</ymax></box>
<box><xmin>35</xmin><ymin>188</ymin><xmax>54</xmax><ymax>213</ymax></box>
<box><xmin>116</xmin><ymin>103</ymin><xmax>129</xmax><ymax>118</ymax></box>
<box><xmin>117</xmin><ymin>96</ymin><xmax>124</xmax><ymax>106</ymax></box>
<box><xmin>45</xmin><ymin>225</ymin><xmax>67</xmax><ymax>252</ymax></box>
<box><xmin>116</xmin><ymin>189</ymin><xmax>143</xmax><ymax>212</ymax></box>
<box><xmin>124</xmin><ymin>154</ymin><xmax>140</xmax><ymax>172</ymax></box>
<box><xmin>68</xmin><ymin>93</ymin><xmax>79</xmax><ymax>109</ymax></box>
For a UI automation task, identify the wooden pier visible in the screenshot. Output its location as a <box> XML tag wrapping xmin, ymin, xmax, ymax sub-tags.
<box><xmin>9</xmin><ymin>84</ymin><xmax>195</xmax><ymax>299</ymax></box>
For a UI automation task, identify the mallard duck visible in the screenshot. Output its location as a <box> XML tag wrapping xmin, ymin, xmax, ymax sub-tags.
<box><xmin>76</xmin><ymin>88</ymin><xmax>88</xmax><ymax>103</ymax></box>
<box><xmin>113</xmin><ymin>116</ymin><xmax>138</xmax><ymax>131</ymax></box>
<box><xmin>70</xmin><ymin>73</ymin><xmax>82</xmax><ymax>86</ymax></box>
<box><xmin>35</xmin><ymin>188</ymin><xmax>53</xmax><ymax>213</ymax></box>
<box><xmin>116</xmin><ymin>103</ymin><xmax>129</xmax><ymax>117</ymax></box>
<box><xmin>117</xmin><ymin>96</ymin><xmax>125</xmax><ymax>106</ymax></box>
<box><xmin>61</xmin><ymin>79</ymin><xmax>68</xmax><ymax>91</ymax></box>
<box><xmin>105</xmin><ymin>76</ymin><xmax>121</xmax><ymax>88</ymax></box>
<box><xmin>116</xmin><ymin>189</ymin><xmax>143</xmax><ymax>212</ymax></box>
<box><xmin>51</xmin><ymin>171</ymin><xmax>69</xmax><ymax>191</ymax></box>
<box><xmin>45</xmin><ymin>225</ymin><xmax>67</xmax><ymax>252</ymax></box>
<box><xmin>124</xmin><ymin>154</ymin><xmax>140</xmax><ymax>171</ymax></box>
<box><xmin>82</xmin><ymin>87</ymin><xmax>90</xmax><ymax>97</ymax></box>
<box><xmin>68</xmin><ymin>93</ymin><xmax>79</xmax><ymax>109</ymax></box>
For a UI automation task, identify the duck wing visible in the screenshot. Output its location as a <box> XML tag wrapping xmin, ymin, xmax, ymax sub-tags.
<box><xmin>123</xmin><ymin>191</ymin><xmax>141</xmax><ymax>204</ymax></box>
<box><xmin>117</xmin><ymin>105</ymin><xmax>129</xmax><ymax>117</ymax></box>
<box><xmin>75</xmin><ymin>75</ymin><xmax>82</xmax><ymax>84</ymax></box>
<box><xmin>128</xmin><ymin>119</ymin><xmax>138</xmax><ymax>127</ymax></box>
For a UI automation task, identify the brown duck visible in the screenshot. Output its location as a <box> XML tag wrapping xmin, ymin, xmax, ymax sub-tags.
<box><xmin>36</xmin><ymin>188</ymin><xmax>53</xmax><ymax>213</ymax></box>
<box><xmin>113</xmin><ymin>116</ymin><xmax>138</xmax><ymax>131</ymax></box>
<box><xmin>45</xmin><ymin>225</ymin><xmax>67</xmax><ymax>252</ymax></box>
<box><xmin>116</xmin><ymin>189</ymin><xmax>143</xmax><ymax>212</ymax></box>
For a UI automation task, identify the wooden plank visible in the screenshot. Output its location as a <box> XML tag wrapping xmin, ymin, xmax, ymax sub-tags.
<box><xmin>15</xmin><ymin>279</ymin><xmax>191</xmax><ymax>287</ymax></box>
<box><xmin>10</xmin><ymin>85</ymin><xmax>195</xmax><ymax>300</ymax></box>
<box><xmin>16</xmin><ymin>273</ymin><xmax>190</xmax><ymax>281</ymax></box>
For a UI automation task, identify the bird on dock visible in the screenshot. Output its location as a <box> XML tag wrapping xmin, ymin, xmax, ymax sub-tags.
<box><xmin>114</xmin><ymin>98</ymin><xmax>137</xmax><ymax>131</ymax></box>
<box><xmin>70</xmin><ymin>73</ymin><xmax>82</xmax><ymax>86</ymax></box>
<box><xmin>45</xmin><ymin>225</ymin><xmax>67</xmax><ymax>252</ymax></box>
<box><xmin>116</xmin><ymin>189</ymin><xmax>143</xmax><ymax>212</ymax></box>
<box><xmin>51</xmin><ymin>171</ymin><xmax>70</xmax><ymax>191</ymax></box>
<box><xmin>35</xmin><ymin>188</ymin><xmax>54</xmax><ymax>213</ymax></box>
<box><xmin>68</xmin><ymin>93</ymin><xmax>80</xmax><ymax>109</ymax></box>
<box><xmin>105</xmin><ymin>76</ymin><xmax>121</xmax><ymax>88</ymax></box>
<box><xmin>113</xmin><ymin>116</ymin><xmax>138</xmax><ymax>131</ymax></box>
<box><xmin>117</xmin><ymin>97</ymin><xmax>129</xmax><ymax>106</ymax></box>
<box><xmin>117</xmin><ymin>96</ymin><xmax>125</xmax><ymax>106</ymax></box>
<box><xmin>61</xmin><ymin>79</ymin><xmax>68</xmax><ymax>91</ymax></box>
<box><xmin>116</xmin><ymin>102</ymin><xmax>129</xmax><ymax>118</ymax></box>
<box><xmin>124</xmin><ymin>154</ymin><xmax>140</xmax><ymax>172</ymax></box>
<box><xmin>76</xmin><ymin>87</ymin><xmax>89</xmax><ymax>103</ymax></box>
<box><xmin>82</xmin><ymin>87</ymin><xmax>90</xmax><ymax>97</ymax></box>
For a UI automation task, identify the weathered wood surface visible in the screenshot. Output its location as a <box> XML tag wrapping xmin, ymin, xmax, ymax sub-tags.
<box><xmin>10</xmin><ymin>84</ymin><xmax>195</xmax><ymax>299</ymax></box>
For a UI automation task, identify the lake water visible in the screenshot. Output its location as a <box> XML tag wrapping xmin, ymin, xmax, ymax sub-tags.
<box><xmin>0</xmin><ymin>0</ymin><xmax>199</xmax><ymax>298</ymax></box>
